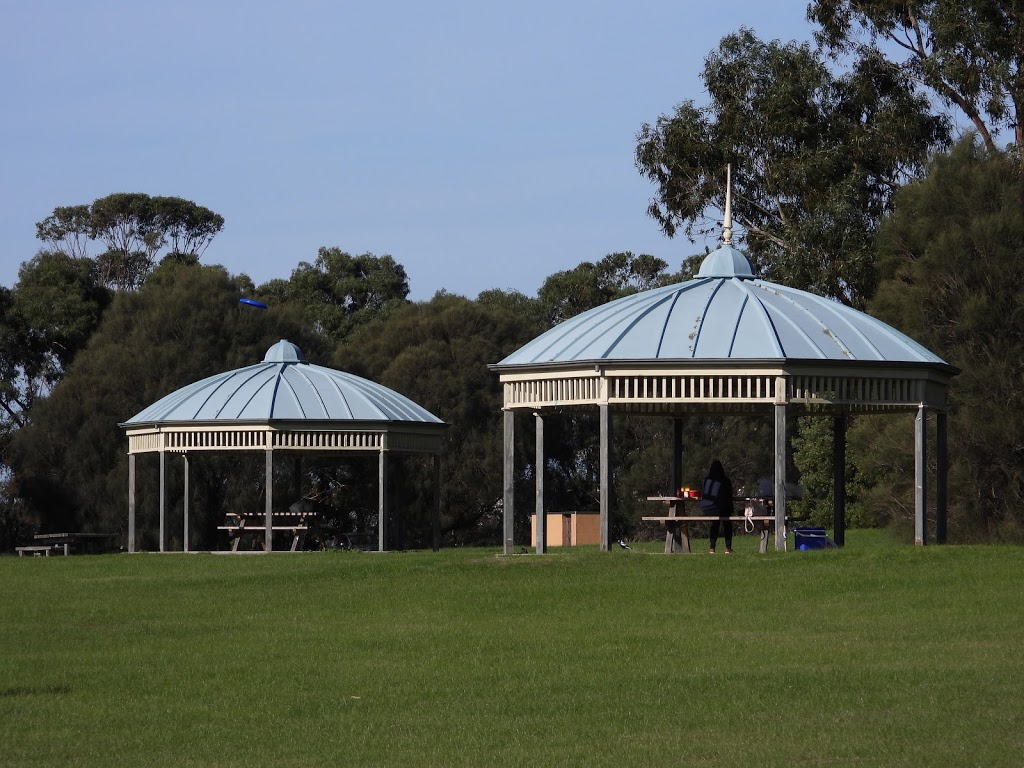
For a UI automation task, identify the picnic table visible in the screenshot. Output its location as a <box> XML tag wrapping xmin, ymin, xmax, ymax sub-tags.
<box><xmin>218</xmin><ymin>511</ymin><xmax>319</xmax><ymax>552</ymax></box>
<box><xmin>643</xmin><ymin>496</ymin><xmax>783</xmax><ymax>554</ymax></box>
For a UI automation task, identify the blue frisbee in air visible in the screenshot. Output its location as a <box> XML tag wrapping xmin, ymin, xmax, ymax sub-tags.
<box><xmin>239</xmin><ymin>298</ymin><xmax>268</xmax><ymax>309</ymax></box>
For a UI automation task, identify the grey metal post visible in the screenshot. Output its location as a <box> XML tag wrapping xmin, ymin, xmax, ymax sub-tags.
<box><xmin>431</xmin><ymin>454</ymin><xmax>441</xmax><ymax>552</ymax></box>
<box><xmin>503</xmin><ymin>410</ymin><xmax>515</xmax><ymax>555</ymax></box>
<box><xmin>159</xmin><ymin>449</ymin><xmax>166</xmax><ymax>553</ymax></box>
<box><xmin>915</xmin><ymin>406</ymin><xmax>928</xmax><ymax>546</ymax></box>
<box><xmin>535</xmin><ymin>412</ymin><xmax>546</xmax><ymax>554</ymax></box>
<box><xmin>833</xmin><ymin>415</ymin><xmax>846</xmax><ymax>547</ymax></box>
<box><xmin>265</xmin><ymin>449</ymin><xmax>274</xmax><ymax>552</ymax></box>
<box><xmin>128</xmin><ymin>453</ymin><xmax>136</xmax><ymax>554</ymax></box>
<box><xmin>774</xmin><ymin>403</ymin><xmax>787</xmax><ymax>551</ymax></box>
<box><xmin>599</xmin><ymin>404</ymin><xmax>612</xmax><ymax>552</ymax></box>
<box><xmin>378</xmin><ymin>450</ymin><xmax>389</xmax><ymax>552</ymax></box>
<box><xmin>672</xmin><ymin>418</ymin><xmax>683</xmax><ymax>494</ymax></box>
<box><xmin>936</xmin><ymin>411</ymin><xmax>948</xmax><ymax>544</ymax></box>
<box><xmin>183</xmin><ymin>455</ymin><xmax>190</xmax><ymax>553</ymax></box>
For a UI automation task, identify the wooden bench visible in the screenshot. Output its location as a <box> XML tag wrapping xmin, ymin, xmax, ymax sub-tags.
<box><xmin>16</xmin><ymin>545</ymin><xmax>58</xmax><ymax>557</ymax></box>
<box><xmin>26</xmin><ymin>533</ymin><xmax>117</xmax><ymax>556</ymax></box>
<box><xmin>218</xmin><ymin>512</ymin><xmax>318</xmax><ymax>552</ymax></box>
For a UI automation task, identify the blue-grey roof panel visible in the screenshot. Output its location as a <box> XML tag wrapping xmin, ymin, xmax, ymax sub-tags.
<box><xmin>496</xmin><ymin>245</ymin><xmax>947</xmax><ymax>367</ymax></box>
<box><xmin>125</xmin><ymin>341</ymin><xmax>444</xmax><ymax>425</ymax></box>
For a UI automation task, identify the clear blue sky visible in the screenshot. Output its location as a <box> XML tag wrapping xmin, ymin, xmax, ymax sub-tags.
<box><xmin>1</xmin><ymin>1</ymin><xmax>813</xmax><ymax>301</ymax></box>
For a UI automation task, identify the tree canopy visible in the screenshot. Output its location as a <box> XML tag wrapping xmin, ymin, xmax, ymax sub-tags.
<box><xmin>809</xmin><ymin>0</ymin><xmax>1024</xmax><ymax>157</ymax></box>
<box><xmin>857</xmin><ymin>137</ymin><xmax>1024</xmax><ymax>540</ymax></box>
<box><xmin>35</xmin><ymin>193</ymin><xmax>225</xmax><ymax>290</ymax></box>
<box><xmin>636</xmin><ymin>28</ymin><xmax>947</xmax><ymax>307</ymax></box>
<box><xmin>269</xmin><ymin>248</ymin><xmax>411</xmax><ymax>340</ymax></box>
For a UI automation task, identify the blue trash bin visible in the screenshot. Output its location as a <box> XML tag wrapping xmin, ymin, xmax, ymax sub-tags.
<box><xmin>793</xmin><ymin>527</ymin><xmax>831</xmax><ymax>550</ymax></box>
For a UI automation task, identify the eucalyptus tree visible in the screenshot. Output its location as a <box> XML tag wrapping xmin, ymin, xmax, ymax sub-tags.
<box><xmin>9</xmin><ymin>260</ymin><xmax>317</xmax><ymax>541</ymax></box>
<box><xmin>334</xmin><ymin>290</ymin><xmax>546</xmax><ymax>545</ymax></box>
<box><xmin>537</xmin><ymin>251</ymin><xmax>670</xmax><ymax>324</ymax></box>
<box><xmin>809</xmin><ymin>0</ymin><xmax>1024</xmax><ymax>158</ymax></box>
<box><xmin>35</xmin><ymin>193</ymin><xmax>225</xmax><ymax>290</ymax></box>
<box><xmin>279</xmin><ymin>248</ymin><xmax>410</xmax><ymax>341</ymax></box>
<box><xmin>855</xmin><ymin>138</ymin><xmax>1024</xmax><ymax>540</ymax></box>
<box><xmin>636</xmin><ymin>28</ymin><xmax>947</xmax><ymax>307</ymax></box>
<box><xmin>0</xmin><ymin>252</ymin><xmax>109</xmax><ymax>440</ymax></box>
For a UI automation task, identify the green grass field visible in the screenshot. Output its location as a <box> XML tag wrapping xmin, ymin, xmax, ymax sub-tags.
<box><xmin>2</xmin><ymin>532</ymin><xmax>1023</xmax><ymax>767</ymax></box>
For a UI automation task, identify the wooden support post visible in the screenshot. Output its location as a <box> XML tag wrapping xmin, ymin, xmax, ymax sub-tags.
<box><xmin>833</xmin><ymin>415</ymin><xmax>846</xmax><ymax>548</ymax></box>
<box><xmin>183</xmin><ymin>455</ymin><xmax>190</xmax><ymax>553</ymax></box>
<box><xmin>378</xmin><ymin>450</ymin><xmax>389</xmax><ymax>552</ymax></box>
<box><xmin>672</xmin><ymin>418</ymin><xmax>683</xmax><ymax>494</ymax></box>
<box><xmin>128</xmin><ymin>453</ymin><xmax>136</xmax><ymax>554</ymax></box>
<box><xmin>535</xmin><ymin>412</ymin><xmax>546</xmax><ymax>554</ymax></box>
<box><xmin>265</xmin><ymin>449</ymin><xmax>274</xmax><ymax>552</ymax></box>
<box><xmin>915</xmin><ymin>406</ymin><xmax>928</xmax><ymax>546</ymax></box>
<box><xmin>159</xmin><ymin>449</ymin><xmax>166</xmax><ymax>553</ymax></box>
<box><xmin>599</xmin><ymin>404</ymin><xmax>612</xmax><ymax>552</ymax></box>
<box><xmin>431</xmin><ymin>454</ymin><xmax>441</xmax><ymax>552</ymax></box>
<box><xmin>774</xmin><ymin>401</ymin><xmax>787</xmax><ymax>552</ymax></box>
<box><xmin>936</xmin><ymin>411</ymin><xmax>948</xmax><ymax>544</ymax></box>
<box><xmin>503</xmin><ymin>410</ymin><xmax>514</xmax><ymax>555</ymax></box>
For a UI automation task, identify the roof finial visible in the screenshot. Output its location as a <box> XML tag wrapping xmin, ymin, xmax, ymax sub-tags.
<box><xmin>722</xmin><ymin>164</ymin><xmax>733</xmax><ymax>246</ymax></box>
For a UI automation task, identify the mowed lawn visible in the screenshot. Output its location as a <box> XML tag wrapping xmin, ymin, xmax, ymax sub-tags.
<box><xmin>2</xmin><ymin>532</ymin><xmax>1023</xmax><ymax>767</ymax></box>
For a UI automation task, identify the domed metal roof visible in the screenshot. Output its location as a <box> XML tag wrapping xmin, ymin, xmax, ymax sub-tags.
<box><xmin>125</xmin><ymin>340</ymin><xmax>443</xmax><ymax>425</ymax></box>
<box><xmin>498</xmin><ymin>245</ymin><xmax>947</xmax><ymax>367</ymax></box>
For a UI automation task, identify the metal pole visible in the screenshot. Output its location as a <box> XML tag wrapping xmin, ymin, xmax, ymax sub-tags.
<box><xmin>432</xmin><ymin>454</ymin><xmax>441</xmax><ymax>552</ymax></box>
<box><xmin>833</xmin><ymin>415</ymin><xmax>846</xmax><ymax>547</ymax></box>
<box><xmin>915</xmin><ymin>406</ymin><xmax>928</xmax><ymax>546</ymax></box>
<box><xmin>774</xmin><ymin>402</ymin><xmax>787</xmax><ymax>552</ymax></box>
<box><xmin>535</xmin><ymin>412</ymin><xmax>546</xmax><ymax>554</ymax></box>
<box><xmin>158</xmin><ymin>449</ymin><xmax>166</xmax><ymax>553</ymax></box>
<box><xmin>672</xmin><ymin>418</ymin><xmax>683</xmax><ymax>494</ymax></box>
<box><xmin>378</xmin><ymin>450</ymin><xmax>388</xmax><ymax>552</ymax></box>
<box><xmin>599</xmin><ymin>404</ymin><xmax>612</xmax><ymax>552</ymax></box>
<box><xmin>503</xmin><ymin>410</ymin><xmax>515</xmax><ymax>554</ymax></box>
<box><xmin>936</xmin><ymin>411</ymin><xmax>948</xmax><ymax>544</ymax></box>
<box><xmin>183</xmin><ymin>455</ymin><xmax>190</xmax><ymax>553</ymax></box>
<box><xmin>128</xmin><ymin>453</ymin><xmax>136</xmax><ymax>554</ymax></box>
<box><xmin>265</xmin><ymin>449</ymin><xmax>274</xmax><ymax>552</ymax></box>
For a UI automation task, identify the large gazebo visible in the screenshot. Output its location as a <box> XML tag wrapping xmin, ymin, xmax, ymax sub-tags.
<box><xmin>491</xmin><ymin>228</ymin><xmax>957</xmax><ymax>554</ymax></box>
<box><xmin>121</xmin><ymin>340</ymin><xmax>447</xmax><ymax>552</ymax></box>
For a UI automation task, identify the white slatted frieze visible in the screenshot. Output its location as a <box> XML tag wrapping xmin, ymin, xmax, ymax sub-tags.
<box><xmin>791</xmin><ymin>375</ymin><xmax>923</xmax><ymax>407</ymax></box>
<box><xmin>500</xmin><ymin>366</ymin><xmax>945</xmax><ymax>413</ymax></box>
<box><xmin>506</xmin><ymin>376</ymin><xmax>600</xmax><ymax>407</ymax></box>
<box><xmin>609</xmin><ymin>374</ymin><xmax>776</xmax><ymax>404</ymax></box>
<box><xmin>126</xmin><ymin>427</ymin><xmax>436</xmax><ymax>454</ymax></box>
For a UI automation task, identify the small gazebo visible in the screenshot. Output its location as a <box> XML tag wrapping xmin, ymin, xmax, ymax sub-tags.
<box><xmin>492</xmin><ymin>222</ymin><xmax>957</xmax><ymax>553</ymax></box>
<box><xmin>121</xmin><ymin>340</ymin><xmax>447</xmax><ymax>552</ymax></box>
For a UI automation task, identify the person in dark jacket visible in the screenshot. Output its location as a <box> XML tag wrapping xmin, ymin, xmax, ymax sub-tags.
<box><xmin>700</xmin><ymin>459</ymin><xmax>733</xmax><ymax>554</ymax></box>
